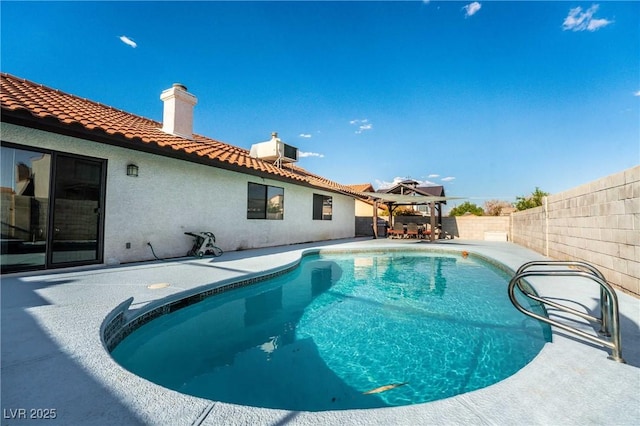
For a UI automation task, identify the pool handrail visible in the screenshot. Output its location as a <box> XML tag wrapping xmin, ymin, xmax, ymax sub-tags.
<box><xmin>514</xmin><ymin>260</ymin><xmax>611</xmax><ymax>335</ymax></box>
<box><xmin>508</xmin><ymin>260</ymin><xmax>624</xmax><ymax>363</ymax></box>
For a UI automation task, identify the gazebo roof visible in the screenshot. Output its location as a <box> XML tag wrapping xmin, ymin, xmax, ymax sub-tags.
<box><xmin>361</xmin><ymin>192</ymin><xmax>463</xmax><ymax>205</ymax></box>
<box><xmin>380</xmin><ymin>183</ymin><xmax>446</xmax><ymax>199</ymax></box>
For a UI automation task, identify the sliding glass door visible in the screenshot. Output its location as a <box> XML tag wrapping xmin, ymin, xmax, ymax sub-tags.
<box><xmin>1</xmin><ymin>145</ymin><xmax>106</xmax><ymax>273</ymax></box>
<box><xmin>50</xmin><ymin>155</ymin><xmax>104</xmax><ymax>265</ymax></box>
<box><xmin>0</xmin><ymin>147</ymin><xmax>51</xmax><ymax>272</ymax></box>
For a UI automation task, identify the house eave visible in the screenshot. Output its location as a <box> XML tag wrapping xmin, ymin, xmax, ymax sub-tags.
<box><xmin>1</xmin><ymin>109</ymin><xmax>353</xmax><ymax>195</ymax></box>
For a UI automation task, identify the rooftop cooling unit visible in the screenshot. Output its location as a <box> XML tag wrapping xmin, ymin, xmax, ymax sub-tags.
<box><xmin>249</xmin><ymin>132</ymin><xmax>298</xmax><ymax>166</ymax></box>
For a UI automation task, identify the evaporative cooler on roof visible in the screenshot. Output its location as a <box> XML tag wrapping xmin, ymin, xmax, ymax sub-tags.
<box><xmin>249</xmin><ymin>132</ymin><xmax>298</xmax><ymax>167</ymax></box>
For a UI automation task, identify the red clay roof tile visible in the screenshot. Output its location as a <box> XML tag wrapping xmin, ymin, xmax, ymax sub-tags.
<box><xmin>346</xmin><ymin>183</ymin><xmax>375</xmax><ymax>193</ymax></box>
<box><xmin>1</xmin><ymin>73</ymin><xmax>366</xmax><ymax>198</ymax></box>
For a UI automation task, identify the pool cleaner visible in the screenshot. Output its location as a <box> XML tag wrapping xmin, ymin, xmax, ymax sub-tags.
<box><xmin>185</xmin><ymin>231</ymin><xmax>223</xmax><ymax>258</ymax></box>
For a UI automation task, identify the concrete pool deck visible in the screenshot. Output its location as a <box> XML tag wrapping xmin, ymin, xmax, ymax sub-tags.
<box><xmin>1</xmin><ymin>238</ymin><xmax>639</xmax><ymax>425</ymax></box>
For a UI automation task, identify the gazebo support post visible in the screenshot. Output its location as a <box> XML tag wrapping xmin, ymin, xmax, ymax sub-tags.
<box><xmin>389</xmin><ymin>204</ymin><xmax>396</xmax><ymax>228</ymax></box>
<box><xmin>430</xmin><ymin>201</ymin><xmax>436</xmax><ymax>242</ymax></box>
<box><xmin>372</xmin><ymin>200</ymin><xmax>379</xmax><ymax>239</ymax></box>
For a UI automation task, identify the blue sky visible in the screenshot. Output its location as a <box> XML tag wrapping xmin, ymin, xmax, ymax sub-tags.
<box><xmin>2</xmin><ymin>1</ymin><xmax>638</xmax><ymax>209</ymax></box>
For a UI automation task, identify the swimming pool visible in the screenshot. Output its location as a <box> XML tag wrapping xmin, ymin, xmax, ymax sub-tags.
<box><xmin>110</xmin><ymin>250</ymin><xmax>550</xmax><ymax>411</ymax></box>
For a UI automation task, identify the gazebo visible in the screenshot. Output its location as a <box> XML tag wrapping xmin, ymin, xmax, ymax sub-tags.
<box><xmin>361</xmin><ymin>181</ymin><xmax>463</xmax><ymax>241</ymax></box>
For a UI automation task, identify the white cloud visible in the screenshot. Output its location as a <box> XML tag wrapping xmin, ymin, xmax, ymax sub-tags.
<box><xmin>375</xmin><ymin>177</ymin><xmax>402</xmax><ymax>190</ymax></box>
<box><xmin>350</xmin><ymin>119</ymin><xmax>373</xmax><ymax>134</ymax></box>
<box><xmin>428</xmin><ymin>174</ymin><xmax>440</xmax><ymax>179</ymax></box>
<box><xmin>375</xmin><ymin>176</ymin><xmax>439</xmax><ymax>190</ymax></box>
<box><xmin>356</xmin><ymin>124</ymin><xmax>372</xmax><ymax>134</ymax></box>
<box><xmin>633</xmin><ymin>90</ymin><xmax>640</xmax><ymax>97</ymax></box>
<box><xmin>299</xmin><ymin>133</ymin><xmax>312</xmax><ymax>138</ymax></box>
<box><xmin>463</xmin><ymin>2</ymin><xmax>481</xmax><ymax>18</ymax></box>
<box><xmin>298</xmin><ymin>151</ymin><xmax>324</xmax><ymax>158</ymax></box>
<box><xmin>562</xmin><ymin>5</ymin><xmax>613</xmax><ymax>32</ymax></box>
<box><xmin>587</xmin><ymin>18</ymin><xmax>612</xmax><ymax>31</ymax></box>
<box><xmin>441</xmin><ymin>176</ymin><xmax>456</xmax><ymax>182</ymax></box>
<box><xmin>119</xmin><ymin>35</ymin><xmax>137</xmax><ymax>48</ymax></box>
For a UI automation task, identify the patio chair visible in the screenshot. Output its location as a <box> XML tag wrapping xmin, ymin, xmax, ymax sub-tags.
<box><xmin>406</xmin><ymin>223</ymin><xmax>419</xmax><ymax>238</ymax></box>
<box><xmin>419</xmin><ymin>223</ymin><xmax>431</xmax><ymax>239</ymax></box>
<box><xmin>387</xmin><ymin>222</ymin><xmax>405</xmax><ymax>239</ymax></box>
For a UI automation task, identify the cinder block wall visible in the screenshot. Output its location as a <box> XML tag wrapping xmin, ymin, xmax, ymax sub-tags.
<box><xmin>361</xmin><ymin>215</ymin><xmax>511</xmax><ymax>239</ymax></box>
<box><xmin>508</xmin><ymin>206</ymin><xmax>546</xmax><ymax>253</ymax></box>
<box><xmin>441</xmin><ymin>216</ymin><xmax>510</xmax><ymax>240</ymax></box>
<box><xmin>511</xmin><ymin>165</ymin><xmax>640</xmax><ymax>296</ymax></box>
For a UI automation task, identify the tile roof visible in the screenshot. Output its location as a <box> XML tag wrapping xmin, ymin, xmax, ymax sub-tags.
<box><xmin>382</xmin><ymin>183</ymin><xmax>446</xmax><ymax>197</ymax></box>
<box><xmin>346</xmin><ymin>183</ymin><xmax>375</xmax><ymax>193</ymax></box>
<box><xmin>416</xmin><ymin>185</ymin><xmax>445</xmax><ymax>197</ymax></box>
<box><xmin>1</xmin><ymin>73</ymin><xmax>365</xmax><ymax>198</ymax></box>
<box><xmin>378</xmin><ymin>183</ymin><xmax>447</xmax><ymax>204</ymax></box>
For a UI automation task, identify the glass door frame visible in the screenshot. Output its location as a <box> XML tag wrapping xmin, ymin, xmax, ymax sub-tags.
<box><xmin>47</xmin><ymin>151</ymin><xmax>107</xmax><ymax>269</ymax></box>
<box><xmin>1</xmin><ymin>142</ymin><xmax>107</xmax><ymax>272</ymax></box>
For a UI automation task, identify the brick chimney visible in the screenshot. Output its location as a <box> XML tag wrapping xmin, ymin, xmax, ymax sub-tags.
<box><xmin>160</xmin><ymin>83</ymin><xmax>197</xmax><ymax>139</ymax></box>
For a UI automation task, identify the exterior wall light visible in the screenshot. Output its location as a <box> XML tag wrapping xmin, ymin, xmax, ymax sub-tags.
<box><xmin>126</xmin><ymin>163</ymin><xmax>139</xmax><ymax>177</ymax></box>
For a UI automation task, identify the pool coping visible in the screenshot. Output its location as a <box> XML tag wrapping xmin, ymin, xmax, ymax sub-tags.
<box><xmin>102</xmin><ymin>245</ymin><xmax>547</xmax><ymax>355</ymax></box>
<box><xmin>2</xmin><ymin>239</ymin><xmax>639</xmax><ymax>425</ymax></box>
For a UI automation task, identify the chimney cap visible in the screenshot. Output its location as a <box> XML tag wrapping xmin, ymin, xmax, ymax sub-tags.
<box><xmin>172</xmin><ymin>83</ymin><xmax>188</xmax><ymax>91</ymax></box>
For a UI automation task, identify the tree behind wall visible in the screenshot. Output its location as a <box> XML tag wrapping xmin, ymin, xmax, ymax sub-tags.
<box><xmin>515</xmin><ymin>187</ymin><xmax>549</xmax><ymax>211</ymax></box>
<box><xmin>392</xmin><ymin>206</ymin><xmax>422</xmax><ymax>217</ymax></box>
<box><xmin>449</xmin><ymin>201</ymin><xmax>484</xmax><ymax>216</ymax></box>
<box><xmin>484</xmin><ymin>199</ymin><xmax>512</xmax><ymax>216</ymax></box>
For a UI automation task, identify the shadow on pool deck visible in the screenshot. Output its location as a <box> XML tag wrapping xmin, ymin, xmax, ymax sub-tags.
<box><xmin>1</xmin><ymin>278</ymin><xmax>147</xmax><ymax>425</ymax></box>
<box><xmin>1</xmin><ymin>238</ymin><xmax>638</xmax><ymax>425</ymax></box>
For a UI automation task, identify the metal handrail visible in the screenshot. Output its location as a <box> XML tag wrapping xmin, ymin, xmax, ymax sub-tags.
<box><xmin>514</xmin><ymin>261</ymin><xmax>611</xmax><ymax>335</ymax></box>
<box><xmin>508</xmin><ymin>261</ymin><xmax>624</xmax><ymax>363</ymax></box>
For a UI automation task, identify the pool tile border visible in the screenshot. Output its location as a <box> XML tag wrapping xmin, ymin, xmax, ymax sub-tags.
<box><xmin>102</xmin><ymin>246</ymin><xmax>545</xmax><ymax>353</ymax></box>
<box><xmin>102</xmin><ymin>262</ymin><xmax>301</xmax><ymax>352</ymax></box>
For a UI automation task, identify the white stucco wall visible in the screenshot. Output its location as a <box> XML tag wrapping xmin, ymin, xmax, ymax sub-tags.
<box><xmin>1</xmin><ymin>123</ymin><xmax>355</xmax><ymax>265</ymax></box>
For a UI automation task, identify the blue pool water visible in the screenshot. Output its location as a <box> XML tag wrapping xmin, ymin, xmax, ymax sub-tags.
<box><xmin>111</xmin><ymin>251</ymin><xmax>550</xmax><ymax>411</ymax></box>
